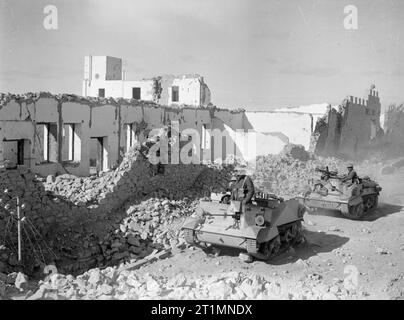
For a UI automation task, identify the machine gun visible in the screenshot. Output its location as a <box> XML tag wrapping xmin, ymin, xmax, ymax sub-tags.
<box><xmin>313</xmin><ymin>166</ymin><xmax>344</xmax><ymax>194</ymax></box>
<box><xmin>315</xmin><ymin>166</ymin><xmax>339</xmax><ymax>180</ymax></box>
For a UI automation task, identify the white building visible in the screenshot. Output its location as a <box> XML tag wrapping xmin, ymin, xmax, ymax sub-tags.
<box><xmin>82</xmin><ymin>55</ymin><xmax>211</xmax><ymax>107</ymax></box>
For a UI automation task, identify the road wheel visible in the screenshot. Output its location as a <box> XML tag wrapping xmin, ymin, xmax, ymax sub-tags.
<box><xmin>363</xmin><ymin>196</ymin><xmax>373</xmax><ymax>212</ymax></box>
<box><xmin>341</xmin><ymin>202</ymin><xmax>365</xmax><ymax>220</ymax></box>
<box><xmin>262</xmin><ymin>235</ymin><xmax>281</xmax><ymax>260</ymax></box>
<box><xmin>290</xmin><ymin>221</ymin><xmax>304</xmax><ymax>245</ymax></box>
<box><xmin>373</xmin><ymin>195</ymin><xmax>379</xmax><ymax>209</ymax></box>
<box><xmin>248</xmin><ymin>236</ymin><xmax>281</xmax><ymax>261</ymax></box>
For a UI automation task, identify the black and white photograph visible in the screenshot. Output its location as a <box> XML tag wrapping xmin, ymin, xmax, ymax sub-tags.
<box><xmin>0</xmin><ymin>0</ymin><xmax>403</xmax><ymax>306</ymax></box>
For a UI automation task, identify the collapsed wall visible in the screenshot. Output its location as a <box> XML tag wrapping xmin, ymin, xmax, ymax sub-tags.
<box><xmin>381</xmin><ymin>104</ymin><xmax>404</xmax><ymax>158</ymax></box>
<box><xmin>310</xmin><ymin>87</ymin><xmax>382</xmax><ymax>159</ymax></box>
<box><xmin>0</xmin><ymin>92</ymin><xmax>247</xmax><ymax>177</ymax></box>
<box><xmin>0</xmin><ymin>129</ymin><xmax>234</xmax><ymax>275</ymax></box>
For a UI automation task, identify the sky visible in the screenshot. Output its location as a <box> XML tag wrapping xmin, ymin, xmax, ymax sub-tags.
<box><xmin>0</xmin><ymin>0</ymin><xmax>403</xmax><ymax>110</ymax></box>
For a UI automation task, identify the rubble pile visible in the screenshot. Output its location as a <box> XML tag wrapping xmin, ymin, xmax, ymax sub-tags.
<box><xmin>11</xmin><ymin>268</ymin><xmax>367</xmax><ymax>300</ymax></box>
<box><xmin>96</xmin><ymin>198</ymin><xmax>197</xmax><ymax>267</ymax></box>
<box><xmin>0</xmin><ymin>129</ymin><xmax>235</xmax><ymax>275</ymax></box>
<box><xmin>384</xmin><ymin>273</ymin><xmax>404</xmax><ymax>299</ymax></box>
<box><xmin>252</xmin><ymin>155</ymin><xmax>344</xmax><ymax>197</ymax></box>
<box><xmin>44</xmin><ymin>138</ymin><xmax>232</xmax><ymax>209</ymax></box>
<box><xmin>288</xmin><ymin>273</ymin><xmax>367</xmax><ymax>300</ymax></box>
<box><xmin>280</xmin><ymin>144</ymin><xmax>312</xmax><ymax>161</ymax></box>
<box><xmin>252</xmin><ymin>154</ymin><xmax>381</xmax><ymax>198</ymax></box>
<box><xmin>0</xmin><ymin>166</ymin><xmax>85</xmax><ymax>274</ymax></box>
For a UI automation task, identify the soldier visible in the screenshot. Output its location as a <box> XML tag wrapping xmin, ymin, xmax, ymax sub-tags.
<box><xmin>231</xmin><ymin>167</ymin><xmax>255</xmax><ymax>205</ymax></box>
<box><xmin>341</xmin><ymin>164</ymin><xmax>358</xmax><ymax>185</ymax></box>
<box><xmin>227</xmin><ymin>174</ymin><xmax>237</xmax><ymax>192</ymax></box>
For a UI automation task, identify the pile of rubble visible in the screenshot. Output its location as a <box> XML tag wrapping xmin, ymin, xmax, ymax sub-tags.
<box><xmin>44</xmin><ymin>135</ymin><xmax>232</xmax><ymax>209</ymax></box>
<box><xmin>0</xmin><ymin>166</ymin><xmax>76</xmax><ymax>274</ymax></box>
<box><xmin>4</xmin><ymin>267</ymin><xmax>367</xmax><ymax>300</ymax></box>
<box><xmin>280</xmin><ymin>144</ymin><xmax>312</xmax><ymax>161</ymax></box>
<box><xmin>0</xmin><ymin>128</ymin><xmax>235</xmax><ymax>275</ymax></box>
<box><xmin>252</xmin><ymin>155</ymin><xmax>344</xmax><ymax>197</ymax></box>
<box><xmin>96</xmin><ymin>198</ymin><xmax>197</xmax><ymax>267</ymax></box>
<box><xmin>251</xmin><ymin>153</ymin><xmax>382</xmax><ymax>198</ymax></box>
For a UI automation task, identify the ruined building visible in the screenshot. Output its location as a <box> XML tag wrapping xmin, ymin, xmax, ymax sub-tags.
<box><xmin>311</xmin><ymin>86</ymin><xmax>382</xmax><ymax>158</ymax></box>
<box><xmin>378</xmin><ymin>103</ymin><xmax>404</xmax><ymax>158</ymax></box>
<box><xmin>0</xmin><ymin>92</ymin><xmax>254</xmax><ymax>177</ymax></box>
<box><xmin>0</xmin><ymin>54</ymin><xmax>386</xmax><ymax>177</ymax></box>
<box><xmin>82</xmin><ymin>56</ymin><xmax>211</xmax><ymax>107</ymax></box>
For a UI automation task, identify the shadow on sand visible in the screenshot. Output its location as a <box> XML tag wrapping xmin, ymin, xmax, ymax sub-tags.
<box><xmin>200</xmin><ymin>229</ymin><xmax>349</xmax><ymax>265</ymax></box>
<box><xmin>362</xmin><ymin>202</ymin><xmax>403</xmax><ymax>222</ymax></box>
<box><xmin>305</xmin><ymin>202</ymin><xmax>403</xmax><ymax>222</ymax></box>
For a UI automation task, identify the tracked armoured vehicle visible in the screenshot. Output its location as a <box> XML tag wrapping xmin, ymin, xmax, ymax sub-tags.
<box><xmin>182</xmin><ymin>192</ymin><xmax>306</xmax><ymax>260</ymax></box>
<box><xmin>296</xmin><ymin>167</ymin><xmax>382</xmax><ymax>220</ymax></box>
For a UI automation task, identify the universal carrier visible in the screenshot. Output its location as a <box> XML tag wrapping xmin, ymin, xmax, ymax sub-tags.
<box><xmin>182</xmin><ymin>192</ymin><xmax>306</xmax><ymax>260</ymax></box>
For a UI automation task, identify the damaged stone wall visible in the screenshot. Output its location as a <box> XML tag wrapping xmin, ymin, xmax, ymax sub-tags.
<box><xmin>82</xmin><ymin>56</ymin><xmax>211</xmax><ymax>107</ymax></box>
<box><xmin>379</xmin><ymin>103</ymin><xmax>404</xmax><ymax>158</ymax></box>
<box><xmin>0</xmin><ymin>92</ymin><xmax>243</xmax><ymax>177</ymax></box>
<box><xmin>310</xmin><ymin>87</ymin><xmax>382</xmax><ymax>159</ymax></box>
<box><xmin>0</xmin><ymin>129</ymin><xmax>234</xmax><ymax>275</ymax></box>
<box><xmin>153</xmin><ymin>74</ymin><xmax>211</xmax><ymax>107</ymax></box>
<box><xmin>244</xmin><ymin>111</ymin><xmax>315</xmax><ymax>153</ymax></box>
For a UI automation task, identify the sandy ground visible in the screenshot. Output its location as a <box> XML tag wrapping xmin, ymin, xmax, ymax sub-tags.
<box><xmin>134</xmin><ymin>167</ymin><xmax>404</xmax><ymax>299</ymax></box>
<box><xmin>3</xmin><ymin>167</ymin><xmax>403</xmax><ymax>300</ymax></box>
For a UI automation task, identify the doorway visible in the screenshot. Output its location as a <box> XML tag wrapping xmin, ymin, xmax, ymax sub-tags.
<box><xmin>3</xmin><ymin>139</ymin><xmax>28</xmax><ymax>166</ymax></box>
<box><xmin>90</xmin><ymin>137</ymin><xmax>108</xmax><ymax>174</ymax></box>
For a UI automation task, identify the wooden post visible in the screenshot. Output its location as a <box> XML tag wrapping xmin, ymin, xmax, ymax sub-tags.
<box><xmin>17</xmin><ymin>196</ymin><xmax>22</xmax><ymax>262</ymax></box>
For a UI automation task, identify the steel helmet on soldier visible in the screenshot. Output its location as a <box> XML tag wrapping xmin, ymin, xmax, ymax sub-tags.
<box><xmin>234</xmin><ymin>166</ymin><xmax>247</xmax><ymax>176</ymax></box>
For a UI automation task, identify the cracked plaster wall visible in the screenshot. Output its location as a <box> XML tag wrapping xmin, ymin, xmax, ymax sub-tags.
<box><xmin>0</xmin><ymin>93</ymin><xmax>242</xmax><ymax>177</ymax></box>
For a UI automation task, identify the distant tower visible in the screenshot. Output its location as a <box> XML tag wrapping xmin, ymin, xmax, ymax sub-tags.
<box><xmin>368</xmin><ymin>84</ymin><xmax>379</xmax><ymax>99</ymax></box>
<box><xmin>84</xmin><ymin>56</ymin><xmax>122</xmax><ymax>81</ymax></box>
<box><xmin>83</xmin><ymin>55</ymin><xmax>122</xmax><ymax>96</ymax></box>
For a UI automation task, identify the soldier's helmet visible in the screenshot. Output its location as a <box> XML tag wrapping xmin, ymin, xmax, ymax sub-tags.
<box><xmin>347</xmin><ymin>163</ymin><xmax>354</xmax><ymax>169</ymax></box>
<box><xmin>234</xmin><ymin>165</ymin><xmax>247</xmax><ymax>175</ymax></box>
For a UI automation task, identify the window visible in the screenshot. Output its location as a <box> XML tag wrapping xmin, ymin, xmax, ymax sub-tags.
<box><xmin>35</xmin><ymin>123</ymin><xmax>58</xmax><ymax>163</ymax></box>
<box><xmin>172</xmin><ymin>86</ymin><xmax>179</xmax><ymax>102</ymax></box>
<box><xmin>62</xmin><ymin>123</ymin><xmax>81</xmax><ymax>162</ymax></box>
<box><xmin>98</xmin><ymin>88</ymin><xmax>105</xmax><ymax>97</ymax></box>
<box><xmin>188</xmin><ymin>135</ymin><xmax>193</xmax><ymax>157</ymax></box>
<box><xmin>132</xmin><ymin>87</ymin><xmax>141</xmax><ymax>100</ymax></box>
<box><xmin>201</xmin><ymin>124</ymin><xmax>211</xmax><ymax>149</ymax></box>
<box><xmin>125</xmin><ymin>123</ymin><xmax>139</xmax><ymax>152</ymax></box>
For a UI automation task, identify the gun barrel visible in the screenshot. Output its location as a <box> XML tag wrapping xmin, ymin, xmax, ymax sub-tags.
<box><xmin>315</xmin><ymin>167</ymin><xmax>338</xmax><ymax>177</ymax></box>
